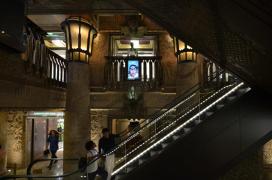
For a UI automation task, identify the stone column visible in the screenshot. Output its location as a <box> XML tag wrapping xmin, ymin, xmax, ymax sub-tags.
<box><xmin>64</xmin><ymin>62</ymin><xmax>90</xmax><ymax>171</ymax></box>
<box><xmin>176</xmin><ymin>61</ymin><xmax>199</xmax><ymax>96</ymax></box>
<box><xmin>0</xmin><ymin>112</ymin><xmax>8</xmax><ymax>175</ymax></box>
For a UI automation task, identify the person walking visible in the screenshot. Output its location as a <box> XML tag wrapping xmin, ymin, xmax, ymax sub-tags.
<box><xmin>98</xmin><ymin>128</ymin><xmax>116</xmax><ymax>180</ymax></box>
<box><xmin>47</xmin><ymin>130</ymin><xmax>59</xmax><ymax>170</ymax></box>
<box><xmin>85</xmin><ymin>141</ymin><xmax>107</xmax><ymax>180</ymax></box>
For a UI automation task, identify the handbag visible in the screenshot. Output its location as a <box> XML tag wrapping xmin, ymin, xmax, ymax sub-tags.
<box><xmin>43</xmin><ymin>149</ymin><xmax>50</xmax><ymax>156</ymax></box>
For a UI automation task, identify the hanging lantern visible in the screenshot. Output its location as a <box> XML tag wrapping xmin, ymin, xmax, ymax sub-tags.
<box><xmin>61</xmin><ymin>16</ymin><xmax>97</xmax><ymax>63</ymax></box>
<box><xmin>173</xmin><ymin>37</ymin><xmax>197</xmax><ymax>63</ymax></box>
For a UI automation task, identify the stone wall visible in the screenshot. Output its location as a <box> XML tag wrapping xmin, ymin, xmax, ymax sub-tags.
<box><xmin>263</xmin><ymin>139</ymin><xmax>272</xmax><ymax>167</ymax></box>
<box><xmin>90</xmin><ymin>32</ymin><xmax>109</xmax><ymax>88</ymax></box>
<box><xmin>219</xmin><ymin>150</ymin><xmax>263</xmax><ymax>180</ymax></box>
<box><xmin>90</xmin><ymin>110</ymin><xmax>109</xmax><ymax>146</ymax></box>
<box><xmin>6</xmin><ymin>111</ymin><xmax>26</xmax><ymax>168</ymax></box>
<box><xmin>159</xmin><ymin>33</ymin><xmax>177</xmax><ymax>89</ymax></box>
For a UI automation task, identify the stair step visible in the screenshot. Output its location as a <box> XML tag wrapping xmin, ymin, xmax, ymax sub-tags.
<box><xmin>227</xmin><ymin>96</ymin><xmax>236</xmax><ymax>101</ymax></box>
<box><xmin>150</xmin><ymin>148</ymin><xmax>162</xmax><ymax>157</ymax></box>
<box><xmin>161</xmin><ymin>142</ymin><xmax>169</xmax><ymax>148</ymax></box>
<box><xmin>205</xmin><ymin>111</ymin><xmax>214</xmax><ymax>117</ymax></box>
<box><xmin>127</xmin><ymin>165</ymin><xmax>136</xmax><ymax>173</ymax></box>
<box><xmin>183</xmin><ymin>127</ymin><xmax>191</xmax><ymax>133</ymax></box>
<box><xmin>216</xmin><ymin>104</ymin><xmax>224</xmax><ymax>110</ymax></box>
<box><xmin>138</xmin><ymin>157</ymin><xmax>149</xmax><ymax>165</ymax></box>
<box><xmin>194</xmin><ymin>119</ymin><xmax>202</xmax><ymax>125</ymax></box>
<box><xmin>115</xmin><ymin>173</ymin><xmax>126</xmax><ymax>180</ymax></box>
<box><xmin>172</xmin><ymin>134</ymin><xmax>181</xmax><ymax>140</ymax></box>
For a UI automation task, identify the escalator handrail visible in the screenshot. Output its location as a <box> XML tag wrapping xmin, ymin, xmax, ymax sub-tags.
<box><xmin>0</xmin><ymin>157</ymin><xmax>101</xmax><ymax>180</ymax></box>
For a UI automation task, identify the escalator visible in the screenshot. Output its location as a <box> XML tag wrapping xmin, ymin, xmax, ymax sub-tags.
<box><xmin>1</xmin><ymin>69</ymin><xmax>256</xmax><ymax>180</ymax></box>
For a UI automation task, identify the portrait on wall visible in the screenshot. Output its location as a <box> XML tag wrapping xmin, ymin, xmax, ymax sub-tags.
<box><xmin>128</xmin><ymin>60</ymin><xmax>140</xmax><ymax>80</ymax></box>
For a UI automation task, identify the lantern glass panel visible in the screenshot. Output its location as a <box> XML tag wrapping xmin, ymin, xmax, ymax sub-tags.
<box><xmin>80</xmin><ymin>23</ymin><xmax>89</xmax><ymax>51</ymax></box>
<box><xmin>65</xmin><ymin>26</ymin><xmax>70</xmax><ymax>50</ymax></box>
<box><xmin>70</xmin><ymin>22</ymin><xmax>80</xmax><ymax>49</ymax></box>
<box><xmin>88</xmin><ymin>30</ymin><xmax>95</xmax><ymax>54</ymax></box>
<box><xmin>178</xmin><ymin>40</ymin><xmax>185</xmax><ymax>51</ymax></box>
<box><xmin>186</xmin><ymin>51</ymin><xmax>193</xmax><ymax>61</ymax></box>
<box><xmin>178</xmin><ymin>52</ymin><xmax>186</xmax><ymax>62</ymax></box>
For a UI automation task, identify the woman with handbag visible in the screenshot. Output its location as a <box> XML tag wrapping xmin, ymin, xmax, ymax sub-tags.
<box><xmin>47</xmin><ymin>130</ymin><xmax>59</xmax><ymax>170</ymax></box>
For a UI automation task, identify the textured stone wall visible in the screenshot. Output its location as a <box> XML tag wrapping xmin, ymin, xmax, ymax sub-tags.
<box><xmin>263</xmin><ymin>139</ymin><xmax>272</xmax><ymax>167</ymax></box>
<box><xmin>90</xmin><ymin>33</ymin><xmax>109</xmax><ymax>88</ymax></box>
<box><xmin>6</xmin><ymin>111</ymin><xmax>26</xmax><ymax>168</ymax></box>
<box><xmin>159</xmin><ymin>33</ymin><xmax>177</xmax><ymax>88</ymax></box>
<box><xmin>90</xmin><ymin>110</ymin><xmax>108</xmax><ymax>146</ymax></box>
<box><xmin>219</xmin><ymin>150</ymin><xmax>263</xmax><ymax>180</ymax></box>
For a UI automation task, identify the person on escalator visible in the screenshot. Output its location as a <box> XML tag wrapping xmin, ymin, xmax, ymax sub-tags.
<box><xmin>85</xmin><ymin>140</ymin><xmax>107</xmax><ymax>180</ymax></box>
<box><xmin>98</xmin><ymin>128</ymin><xmax>116</xmax><ymax>180</ymax></box>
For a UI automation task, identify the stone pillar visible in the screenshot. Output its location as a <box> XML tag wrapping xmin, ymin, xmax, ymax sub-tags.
<box><xmin>0</xmin><ymin>112</ymin><xmax>8</xmax><ymax>175</ymax></box>
<box><xmin>64</xmin><ymin>62</ymin><xmax>90</xmax><ymax>171</ymax></box>
<box><xmin>176</xmin><ymin>61</ymin><xmax>199</xmax><ymax>95</ymax></box>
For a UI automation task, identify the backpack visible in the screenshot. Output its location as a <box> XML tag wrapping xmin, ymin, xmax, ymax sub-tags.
<box><xmin>78</xmin><ymin>157</ymin><xmax>87</xmax><ymax>172</ymax></box>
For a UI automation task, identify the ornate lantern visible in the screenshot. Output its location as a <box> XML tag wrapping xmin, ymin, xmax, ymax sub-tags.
<box><xmin>61</xmin><ymin>17</ymin><xmax>97</xmax><ymax>63</ymax></box>
<box><xmin>173</xmin><ymin>37</ymin><xmax>197</xmax><ymax>63</ymax></box>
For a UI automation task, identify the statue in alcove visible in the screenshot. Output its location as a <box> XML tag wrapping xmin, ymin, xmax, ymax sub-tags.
<box><xmin>128</xmin><ymin>42</ymin><xmax>138</xmax><ymax>57</ymax></box>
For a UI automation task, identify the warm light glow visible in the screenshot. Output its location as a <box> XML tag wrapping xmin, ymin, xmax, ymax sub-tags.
<box><xmin>52</xmin><ymin>40</ymin><xmax>66</xmax><ymax>47</ymax></box>
<box><xmin>173</xmin><ymin>36</ymin><xmax>197</xmax><ymax>62</ymax></box>
<box><xmin>61</xmin><ymin>17</ymin><xmax>97</xmax><ymax>63</ymax></box>
<box><xmin>130</xmin><ymin>40</ymin><xmax>140</xmax><ymax>48</ymax></box>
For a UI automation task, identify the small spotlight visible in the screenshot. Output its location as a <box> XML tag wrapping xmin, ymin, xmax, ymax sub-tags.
<box><xmin>8</xmin><ymin>169</ymin><xmax>11</xmax><ymax>172</ymax></box>
<box><xmin>1</xmin><ymin>30</ymin><xmax>5</xmax><ymax>34</ymax></box>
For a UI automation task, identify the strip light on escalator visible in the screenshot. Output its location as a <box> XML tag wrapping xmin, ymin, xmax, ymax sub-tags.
<box><xmin>112</xmin><ymin>82</ymin><xmax>245</xmax><ymax>176</ymax></box>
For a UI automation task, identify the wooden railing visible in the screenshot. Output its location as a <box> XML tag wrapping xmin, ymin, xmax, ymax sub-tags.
<box><xmin>104</xmin><ymin>56</ymin><xmax>162</xmax><ymax>90</ymax></box>
<box><xmin>23</xmin><ymin>18</ymin><xmax>67</xmax><ymax>88</ymax></box>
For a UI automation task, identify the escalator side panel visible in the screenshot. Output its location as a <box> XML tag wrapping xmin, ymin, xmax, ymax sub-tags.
<box><xmin>125</xmin><ymin>90</ymin><xmax>272</xmax><ymax>180</ymax></box>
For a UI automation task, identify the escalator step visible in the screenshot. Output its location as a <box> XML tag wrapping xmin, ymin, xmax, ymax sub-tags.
<box><xmin>115</xmin><ymin>173</ymin><xmax>126</xmax><ymax>180</ymax></box>
<box><xmin>139</xmin><ymin>157</ymin><xmax>149</xmax><ymax>165</ymax></box>
<box><xmin>205</xmin><ymin>111</ymin><xmax>214</xmax><ymax>117</ymax></box>
<box><xmin>216</xmin><ymin>104</ymin><xmax>225</xmax><ymax>110</ymax></box>
<box><xmin>150</xmin><ymin>149</ymin><xmax>162</xmax><ymax>157</ymax></box>
<box><xmin>161</xmin><ymin>142</ymin><xmax>169</xmax><ymax>148</ymax></box>
<box><xmin>194</xmin><ymin>119</ymin><xmax>202</xmax><ymax>125</ymax></box>
<box><xmin>172</xmin><ymin>134</ymin><xmax>181</xmax><ymax>140</ymax></box>
<box><xmin>184</xmin><ymin>127</ymin><xmax>191</xmax><ymax>133</ymax></box>
<box><xmin>127</xmin><ymin>165</ymin><xmax>136</xmax><ymax>173</ymax></box>
<box><xmin>227</xmin><ymin>96</ymin><xmax>236</xmax><ymax>101</ymax></box>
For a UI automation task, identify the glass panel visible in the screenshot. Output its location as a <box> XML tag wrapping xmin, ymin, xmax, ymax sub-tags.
<box><xmin>80</xmin><ymin>24</ymin><xmax>89</xmax><ymax>51</ymax></box>
<box><xmin>178</xmin><ymin>39</ymin><xmax>185</xmax><ymax>51</ymax></box>
<box><xmin>70</xmin><ymin>22</ymin><xmax>79</xmax><ymax>49</ymax></box>
<box><xmin>88</xmin><ymin>30</ymin><xmax>95</xmax><ymax>55</ymax></box>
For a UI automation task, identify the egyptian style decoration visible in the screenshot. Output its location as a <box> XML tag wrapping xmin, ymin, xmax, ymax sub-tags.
<box><xmin>121</xmin><ymin>15</ymin><xmax>147</xmax><ymax>38</ymax></box>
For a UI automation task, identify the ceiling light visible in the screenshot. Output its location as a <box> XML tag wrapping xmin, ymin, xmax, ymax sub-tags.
<box><xmin>130</xmin><ymin>40</ymin><xmax>140</xmax><ymax>48</ymax></box>
<box><xmin>52</xmin><ymin>40</ymin><xmax>66</xmax><ymax>47</ymax></box>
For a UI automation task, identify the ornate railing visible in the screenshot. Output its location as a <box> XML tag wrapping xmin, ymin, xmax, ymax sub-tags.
<box><xmin>23</xmin><ymin>18</ymin><xmax>67</xmax><ymax>88</ymax></box>
<box><xmin>104</xmin><ymin>56</ymin><xmax>162</xmax><ymax>90</ymax></box>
